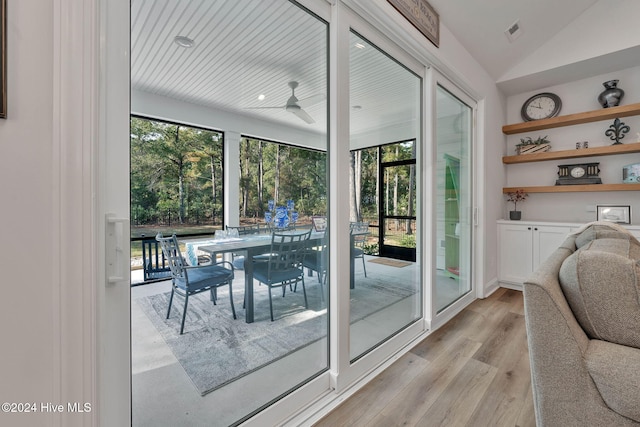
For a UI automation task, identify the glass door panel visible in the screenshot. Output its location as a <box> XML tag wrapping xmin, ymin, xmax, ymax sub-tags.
<box><xmin>435</xmin><ymin>85</ymin><xmax>473</xmax><ymax>313</ymax></box>
<box><xmin>349</xmin><ymin>31</ymin><xmax>421</xmax><ymax>360</ymax></box>
<box><xmin>130</xmin><ymin>1</ymin><xmax>329</xmax><ymax>424</ymax></box>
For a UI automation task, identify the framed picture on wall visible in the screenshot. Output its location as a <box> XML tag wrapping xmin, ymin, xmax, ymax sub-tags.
<box><xmin>596</xmin><ymin>205</ymin><xmax>631</xmax><ymax>224</ymax></box>
<box><xmin>0</xmin><ymin>0</ymin><xmax>6</xmax><ymax>119</ymax></box>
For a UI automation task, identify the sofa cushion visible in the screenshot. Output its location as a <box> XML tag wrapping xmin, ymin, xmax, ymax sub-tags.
<box><xmin>574</xmin><ymin>222</ymin><xmax>640</xmax><ymax>249</ymax></box>
<box><xmin>559</xmin><ymin>238</ymin><xmax>640</xmax><ymax>348</ymax></box>
<box><xmin>586</xmin><ymin>340</ymin><xmax>640</xmax><ymax>422</ymax></box>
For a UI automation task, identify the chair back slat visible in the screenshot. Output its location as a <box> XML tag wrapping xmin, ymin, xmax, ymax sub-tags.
<box><xmin>155</xmin><ymin>233</ymin><xmax>187</xmax><ymax>281</ymax></box>
<box><xmin>226</xmin><ymin>224</ymin><xmax>262</xmax><ymax>236</ymax></box>
<box><xmin>350</xmin><ymin>221</ymin><xmax>369</xmax><ymax>245</ymax></box>
<box><xmin>267</xmin><ymin>230</ymin><xmax>311</xmax><ymax>276</ymax></box>
<box><xmin>141</xmin><ymin>237</ymin><xmax>172</xmax><ymax>281</ymax></box>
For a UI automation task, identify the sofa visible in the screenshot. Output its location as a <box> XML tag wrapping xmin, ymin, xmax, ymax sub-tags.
<box><xmin>523</xmin><ymin>221</ymin><xmax>640</xmax><ymax>426</ymax></box>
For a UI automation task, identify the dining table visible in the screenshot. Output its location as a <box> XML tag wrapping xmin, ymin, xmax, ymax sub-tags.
<box><xmin>184</xmin><ymin>230</ymin><xmax>325</xmax><ymax>323</ymax></box>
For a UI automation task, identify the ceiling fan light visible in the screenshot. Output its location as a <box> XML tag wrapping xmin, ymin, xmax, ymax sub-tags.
<box><xmin>258</xmin><ymin>94</ymin><xmax>266</xmax><ymax>101</ymax></box>
<box><xmin>174</xmin><ymin>35</ymin><xmax>195</xmax><ymax>48</ymax></box>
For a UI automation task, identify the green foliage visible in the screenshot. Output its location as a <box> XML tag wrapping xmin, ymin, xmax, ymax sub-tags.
<box><xmin>239</xmin><ymin>138</ymin><xmax>327</xmax><ymax>217</ymax></box>
<box><xmin>362</xmin><ymin>242</ymin><xmax>379</xmax><ymax>255</ymax></box>
<box><xmin>399</xmin><ymin>234</ymin><xmax>416</xmax><ymax>248</ymax></box>
<box><xmin>130</xmin><ymin>117</ymin><xmax>224</xmax><ymax>226</ymax></box>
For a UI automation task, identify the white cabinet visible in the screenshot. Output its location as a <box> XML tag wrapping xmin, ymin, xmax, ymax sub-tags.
<box><xmin>498</xmin><ymin>221</ymin><xmax>573</xmax><ymax>287</ymax></box>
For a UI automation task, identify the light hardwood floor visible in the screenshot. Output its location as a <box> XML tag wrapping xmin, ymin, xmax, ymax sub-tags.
<box><xmin>314</xmin><ymin>288</ymin><xmax>536</xmax><ymax>427</ymax></box>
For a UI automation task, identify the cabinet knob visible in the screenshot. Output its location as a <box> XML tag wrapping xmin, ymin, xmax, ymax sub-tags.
<box><xmin>534</xmin><ymin>227</ymin><xmax>538</xmax><ymax>231</ymax></box>
<box><xmin>528</xmin><ymin>227</ymin><xmax>531</xmax><ymax>230</ymax></box>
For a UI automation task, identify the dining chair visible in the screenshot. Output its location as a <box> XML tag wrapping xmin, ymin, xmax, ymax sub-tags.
<box><xmin>252</xmin><ymin>230</ymin><xmax>312</xmax><ymax>321</ymax></box>
<box><xmin>350</xmin><ymin>221</ymin><xmax>369</xmax><ymax>277</ymax></box>
<box><xmin>226</xmin><ymin>224</ymin><xmax>272</xmax><ymax>269</ymax></box>
<box><xmin>302</xmin><ymin>229</ymin><xmax>328</xmax><ymax>302</ymax></box>
<box><xmin>156</xmin><ymin>233</ymin><xmax>237</xmax><ymax>334</ymax></box>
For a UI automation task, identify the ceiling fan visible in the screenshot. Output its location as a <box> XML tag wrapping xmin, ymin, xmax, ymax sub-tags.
<box><xmin>248</xmin><ymin>81</ymin><xmax>324</xmax><ymax>124</ymax></box>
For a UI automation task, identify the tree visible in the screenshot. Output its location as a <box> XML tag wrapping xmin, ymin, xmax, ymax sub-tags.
<box><xmin>349</xmin><ymin>150</ymin><xmax>362</xmax><ymax>222</ymax></box>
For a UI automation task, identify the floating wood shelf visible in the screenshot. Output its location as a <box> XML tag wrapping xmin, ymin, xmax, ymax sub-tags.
<box><xmin>502</xmin><ymin>103</ymin><xmax>640</xmax><ymax>135</ymax></box>
<box><xmin>503</xmin><ymin>142</ymin><xmax>640</xmax><ymax>164</ymax></box>
<box><xmin>503</xmin><ymin>184</ymin><xmax>640</xmax><ymax>194</ymax></box>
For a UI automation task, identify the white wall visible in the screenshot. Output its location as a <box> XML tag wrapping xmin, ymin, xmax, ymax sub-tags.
<box><xmin>0</xmin><ymin>1</ymin><xmax>56</xmax><ymax>426</ymax></box>
<box><xmin>505</xmin><ymin>65</ymin><xmax>640</xmax><ymax>224</ymax></box>
<box><xmin>501</xmin><ymin>0</ymin><xmax>640</xmax><ymax>84</ymax></box>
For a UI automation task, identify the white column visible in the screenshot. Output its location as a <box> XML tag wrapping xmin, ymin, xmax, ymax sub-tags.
<box><xmin>224</xmin><ymin>131</ymin><xmax>241</xmax><ymax>227</ymax></box>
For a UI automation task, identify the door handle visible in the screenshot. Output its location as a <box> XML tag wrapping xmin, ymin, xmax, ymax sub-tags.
<box><xmin>106</xmin><ymin>213</ymin><xmax>129</xmax><ymax>284</ymax></box>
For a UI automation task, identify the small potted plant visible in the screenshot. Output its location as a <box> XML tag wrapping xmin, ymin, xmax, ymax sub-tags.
<box><xmin>506</xmin><ymin>189</ymin><xmax>528</xmax><ymax>220</ymax></box>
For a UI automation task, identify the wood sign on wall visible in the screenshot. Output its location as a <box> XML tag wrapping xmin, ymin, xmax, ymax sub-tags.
<box><xmin>387</xmin><ymin>0</ymin><xmax>439</xmax><ymax>48</ymax></box>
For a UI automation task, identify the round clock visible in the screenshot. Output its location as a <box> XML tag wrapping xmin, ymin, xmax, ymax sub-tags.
<box><xmin>521</xmin><ymin>92</ymin><xmax>562</xmax><ymax>121</ymax></box>
<box><xmin>570</xmin><ymin>166</ymin><xmax>586</xmax><ymax>178</ymax></box>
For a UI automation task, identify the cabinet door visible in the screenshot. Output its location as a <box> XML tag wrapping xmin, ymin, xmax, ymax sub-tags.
<box><xmin>533</xmin><ymin>226</ymin><xmax>571</xmax><ymax>269</ymax></box>
<box><xmin>498</xmin><ymin>224</ymin><xmax>534</xmax><ymax>285</ymax></box>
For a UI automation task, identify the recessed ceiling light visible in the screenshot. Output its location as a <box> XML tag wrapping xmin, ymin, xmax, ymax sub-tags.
<box><xmin>258</xmin><ymin>94</ymin><xmax>266</xmax><ymax>101</ymax></box>
<box><xmin>174</xmin><ymin>35</ymin><xmax>195</xmax><ymax>48</ymax></box>
<box><xmin>354</xmin><ymin>43</ymin><xmax>366</xmax><ymax>49</ymax></box>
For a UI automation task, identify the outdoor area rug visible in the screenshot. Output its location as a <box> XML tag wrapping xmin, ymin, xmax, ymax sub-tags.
<box><xmin>368</xmin><ymin>257</ymin><xmax>412</xmax><ymax>268</ymax></box>
<box><xmin>137</xmin><ymin>273</ymin><xmax>416</xmax><ymax>396</ymax></box>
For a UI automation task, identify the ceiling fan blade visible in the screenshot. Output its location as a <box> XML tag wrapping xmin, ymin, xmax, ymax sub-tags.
<box><xmin>297</xmin><ymin>94</ymin><xmax>325</xmax><ymax>108</ymax></box>
<box><xmin>288</xmin><ymin>106</ymin><xmax>315</xmax><ymax>124</ymax></box>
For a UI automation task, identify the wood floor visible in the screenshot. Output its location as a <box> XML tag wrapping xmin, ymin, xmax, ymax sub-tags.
<box><xmin>314</xmin><ymin>288</ymin><xmax>536</xmax><ymax>427</ymax></box>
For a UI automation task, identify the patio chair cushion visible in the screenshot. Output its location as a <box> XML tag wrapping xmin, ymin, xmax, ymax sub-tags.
<box><xmin>253</xmin><ymin>262</ymin><xmax>302</xmax><ymax>285</ymax></box>
<box><xmin>175</xmin><ymin>264</ymin><xmax>234</xmax><ymax>291</ymax></box>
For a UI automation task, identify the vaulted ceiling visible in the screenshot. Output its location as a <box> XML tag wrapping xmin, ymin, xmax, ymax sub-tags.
<box><xmin>427</xmin><ymin>0</ymin><xmax>600</xmax><ymax>82</ymax></box>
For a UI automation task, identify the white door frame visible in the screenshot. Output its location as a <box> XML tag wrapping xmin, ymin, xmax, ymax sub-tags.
<box><xmin>54</xmin><ymin>0</ymin><xmax>131</xmax><ymax>425</ymax></box>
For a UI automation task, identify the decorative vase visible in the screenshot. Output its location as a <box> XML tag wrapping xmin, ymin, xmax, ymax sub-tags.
<box><xmin>509</xmin><ymin>211</ymin><xmax>522</xmax><ymax>221</ymax></box>
<box><xmin>598</xmin><ymin>80</ymin><xmax>624</xmax><ymax>108</ymax></box>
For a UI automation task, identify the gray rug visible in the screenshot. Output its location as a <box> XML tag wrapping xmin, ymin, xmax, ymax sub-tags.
<box><xmin>137</xmin><ymin>274</ymin><xmax>416</xmax><ymax>396</ymax></box>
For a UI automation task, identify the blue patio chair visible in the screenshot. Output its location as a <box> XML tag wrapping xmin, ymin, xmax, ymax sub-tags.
<box><xmin>156</xmin><ymin>233</ymin><xmax>237</xmax><ymax>334</ymax></box>
<box><xmin>350</xmin><ymin>221</ymin><xmax>369</xmax><ymax>277</ymax></box>
<box><xmin>252</xmin><ymin>230</ymin><xmax>312</xmax><ymax>321</ymax></box>
<box><xmin>302</xmin><ymin>229</ymin><xmax>328</xmax><ymax>302</ymax></box>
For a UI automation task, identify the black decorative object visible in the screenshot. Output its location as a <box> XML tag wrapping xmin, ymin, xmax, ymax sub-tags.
<box><xmin>605</xmin><ymin>118</ymin><xmax>630</xmax><ymax>145</ymax></box>
<box><xmin>556</xmin><ymin>163</ymin><xmax>602</xmax><ymax>185</ymax></box>
<box><xmin>509</xmin><ymin>211</ymin><xmax>522</xmax><ymax>221</ymax></box>
<box><xmin>598</xmin><ymin>80</ymin><xmax>624</xmax><ymax>108</ymax></box>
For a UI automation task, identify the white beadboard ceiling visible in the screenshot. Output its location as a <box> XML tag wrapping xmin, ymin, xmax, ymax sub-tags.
<box><xmin>131</xmin><ymin>0</ymin><xmax>423</xmax><ymax>137</ymax></box>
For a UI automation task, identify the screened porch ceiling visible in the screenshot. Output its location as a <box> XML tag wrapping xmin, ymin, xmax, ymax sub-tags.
<box><xmin>131</xmin><ymin>0</ymin><xmax>436</xmax><ymax>141</ymax></box>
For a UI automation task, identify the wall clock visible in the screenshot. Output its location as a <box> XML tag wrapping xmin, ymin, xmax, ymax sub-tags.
<box><xmin>556</xmin><ymin>163</ymin><xmax>602</xmax><ymax>185</ymax></box>
<box><xmin>521</xmin><ymin>92</ymin><xmax>562</xmax><ymax>121</ymax></box>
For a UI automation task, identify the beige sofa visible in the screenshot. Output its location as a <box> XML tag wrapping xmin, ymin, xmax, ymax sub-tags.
<box><xmin>523</xmin><ymin>222</ymin><xmax>640</xmax><ymax>426</ymax></box>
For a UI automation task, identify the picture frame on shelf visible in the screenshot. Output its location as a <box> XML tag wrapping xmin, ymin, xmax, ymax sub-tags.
<box><xmin>596</xmin><ymin>205</ymin><xmax>631</xmax><ymax>224</ymax></box>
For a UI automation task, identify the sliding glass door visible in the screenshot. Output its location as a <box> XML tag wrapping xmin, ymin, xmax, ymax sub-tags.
<box><xmin>434</xmin><ymin>84</ymin><xmax>473</xmax><ymax>313</ymax></box>
<box><xmin>130</xmin><ymin>1</ymin><xmax>328</xmax><ymax>425</ymax></box>
<box><xmin>348</xmin><ymin>31</ymin><xmax>422</xmax><ymax>360</ymax></box>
